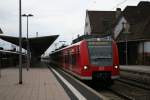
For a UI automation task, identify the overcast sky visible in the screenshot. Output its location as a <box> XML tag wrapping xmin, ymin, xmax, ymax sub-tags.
<box><xmin>0</xmin><ymin>0</ymin><xmax>146</xmax><ymax>54</ymax></box>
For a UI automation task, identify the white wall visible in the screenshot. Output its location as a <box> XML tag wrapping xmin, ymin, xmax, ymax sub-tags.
<box><xmin>114</xmin><ymin>17</ymin><xmax>127</xmax><ymax>39</ymax></box>
<box><xmin>84</xmin><ymin>14</ymin><xmax>91</xmax><ymax>35</ymax></box>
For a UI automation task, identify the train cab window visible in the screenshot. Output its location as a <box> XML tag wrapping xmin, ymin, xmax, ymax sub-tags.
<box><xmin>88</xmin><ymin>41</ymin><xmax>113</xmax><ymax>66</ymax></box>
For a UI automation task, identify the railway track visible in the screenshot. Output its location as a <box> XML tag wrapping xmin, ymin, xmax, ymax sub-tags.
<box><xmin>84</xmin><ymin>70</ymin><xmax>150</xmax><ymax>100</ymax></box>
<box><xmin>48</xmin><ymin>64</ymin><xmax>150</xmax><ymax>100</ymax></box>
<box><xmin>97</xmin><ymin>88</ymin><xmax>128</xmax><ymax>100</ymax></box>
<box><xmin>91</xmin><ymin>78</ymin><xmax>150</xmax><ymax>100</ymax></box>
<box><xmin>49</xmin><ymin>65</ymin><xmax>126</xmax><ymax>100</ymax></box>
<box><xmin>118</xmin><ymin>78</ymin><xmax>150</xmax><ymax>90</ymax></box>
<box><xmin>110</xmin><ymin>79</ymin><xmax>150</xmax><ymax>100</ymax></box>
<box><xmin>120</xmin><ymin>70</ymin><xmax>150</xmax><ymax>86</ymax></box>
<box><xmin>100</xmin><ymin>69</ymin><xmax>150</xmax><ymax>100</ymax></box>
<box><xmin>85</xmin><ymin>81</ymin><xmax>133</xmax><ymax>100</ymax></box>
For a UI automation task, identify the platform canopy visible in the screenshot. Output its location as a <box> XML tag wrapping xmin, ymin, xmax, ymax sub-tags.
<box><xmin>0</xmin><ymin>35</ymin><xmax>58</xmax><ymax>56</ymax></box>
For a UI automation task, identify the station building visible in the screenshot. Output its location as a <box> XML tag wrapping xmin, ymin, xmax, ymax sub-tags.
<box><xmin>113</xmin><ymin>1</ymin><xmax>150</xmax><ymax>65</ymax></box>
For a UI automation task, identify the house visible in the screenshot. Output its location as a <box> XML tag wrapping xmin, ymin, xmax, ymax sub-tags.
<box><xmin>114</xmin><ymin>1</ymin><xmax>150</xmax><ymax>65</ymax></box>
<box><xmin>84</xmin><ymin>10</ymin><xmax>116</xmax><ymax>37</ymax></box>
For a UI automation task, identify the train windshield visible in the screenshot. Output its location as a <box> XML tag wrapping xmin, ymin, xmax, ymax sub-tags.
<box><xmin>88</xmin><ymin>41</ymin><xmax>113</xmax><ymax>66</ymax></box>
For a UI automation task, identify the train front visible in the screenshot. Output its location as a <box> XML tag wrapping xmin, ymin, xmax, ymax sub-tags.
<box><xmin>80</xmin><ymin>38</ymin><xmax>120</xmax><ymax>84</ymax></box>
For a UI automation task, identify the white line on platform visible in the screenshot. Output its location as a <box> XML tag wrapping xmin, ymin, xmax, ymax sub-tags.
<box><xmin>51</xmin><ymin>68</ymin><xmax>87</xmax><ymax>100</ymax></box>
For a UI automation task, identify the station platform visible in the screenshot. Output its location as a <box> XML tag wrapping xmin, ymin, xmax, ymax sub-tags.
<box><xmin>0</xmin><ymin>67</ymin><xmax>69</xmax><ymax>100</ymax></box>
<box><xmin>120</xmin><ymin>65</ymin><xmax>150</xmax><ymax>74</ymax></box>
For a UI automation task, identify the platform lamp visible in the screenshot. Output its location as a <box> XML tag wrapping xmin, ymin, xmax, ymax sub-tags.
<box><xmin>22</xmin><ymin>14</ymin><xmax>34</xmax><ymax>71</ymax></box>
<box><xmin>122</xmin><ymin>22</ymin><xmax>130</xmax><ymax>65</ymax></box>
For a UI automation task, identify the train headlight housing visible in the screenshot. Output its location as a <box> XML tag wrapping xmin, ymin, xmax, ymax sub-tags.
<box><xmin>83</xmin><ymin>66</ymin><xmax>88</xmax><ymax>70</ymax></box>
<box><xmin>114</xmin><ymin>65</ymin><xmax>119</xmax><ymax>69</ymax></box>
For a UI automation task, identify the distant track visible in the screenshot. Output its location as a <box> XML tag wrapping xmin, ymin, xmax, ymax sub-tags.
<box><xmin>120</xmin><ymin>70</ymin><xmax>150</xmax><ymax>90</ymax></box>
<box><xmin>118</xmin><ymin>78</ymin><xmax>150</xmax><ymax>90</ymax></box>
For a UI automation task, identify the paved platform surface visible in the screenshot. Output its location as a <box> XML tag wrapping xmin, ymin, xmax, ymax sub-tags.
<box><xmin>0</xmin><ymin>67</ymin><xmax>69</xmax><ymax>100</ymax></box>
<box><xmin>120</xmin><ymin>65</ymin><xmax>150</xmax><ymax>74</ymax></box>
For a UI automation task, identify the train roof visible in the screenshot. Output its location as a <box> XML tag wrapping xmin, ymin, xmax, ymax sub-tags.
<box><xmin>72</xmin><ymin>34</ymin><xmax>112</xmax><ymax>43</ymax></box>
<box><xmin>50</xmin><ymin>40</ymin><xmax>83</xmax><ymax>55</ymax></box>
<box><xmin>50</xmin><ymin>36</ymin><xmax>113</xmax><ymax>55</ymax></box>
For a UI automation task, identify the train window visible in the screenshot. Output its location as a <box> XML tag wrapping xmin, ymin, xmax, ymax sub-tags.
<box><xmin>69</xmin><ymin>54</ymin><xmax>71</xmax><ymax>64</ymax></box>
<box><xmin>69</xmin><ymin>53</ymin><xmax>76</xmax><ymax>65</ymax></box>
<box><xmin>64</xmin><ymin>56</ymin><xmax>67</xmax><ymax>63</ymax></box>
<box><xmin>77</xmin><ymin>47</ymin><xmax>80</xmax><ymax>54</ymax></box>
<box><xmin>88</xmin><ymin>42</ymin><xmax>113</xmax><ymax>66</ymax></box>
<box><xmin>65</xmin><ymin>55</ymin><xmax>69</xmax><ymax>64</ymax></box>
<box><xmin>71</xmin><ymin>54</ymin><xmax>76</xmax><ymax>65</ymax></box>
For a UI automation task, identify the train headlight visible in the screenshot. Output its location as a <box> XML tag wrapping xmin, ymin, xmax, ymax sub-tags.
<box><xmin>114</xmin><ymin>65</ymin><xmax>118</xmax><ymax>69</ymax></box>
<box><xmin>83</xmin><ymin>66</ymin><xmax>88</xmax><ymax>70</ymax></box>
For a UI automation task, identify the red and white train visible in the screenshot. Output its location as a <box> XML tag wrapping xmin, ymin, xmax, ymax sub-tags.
<box><xmin>49</xmin><ymin>37</ymin><xmax>120</xmax><ymax>85</ymax></box>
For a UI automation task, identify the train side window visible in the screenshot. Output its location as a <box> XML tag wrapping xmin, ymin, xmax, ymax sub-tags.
<box><xmin>71</xmin><ymin>54</ymin><xmax>76</xmax><ymax>65</ymax></box>
<box><xmin>64</xmin><ymin>55</ymin><xmax>66</xmax><ymax>63</ymax></box>
<box><xmin>65</xmin><ymin>55</ymin><xmax>69</xmax><ymax>64</ymax></box>
<box><xmin>66</xmin><ymin>55</ymin><xmax>69</xmax><ymax>64</ymax></box>
<box><xmin>77</xmin><ymin>47</ymin><xmax>80</xmax><ymax>54</ymax></box>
